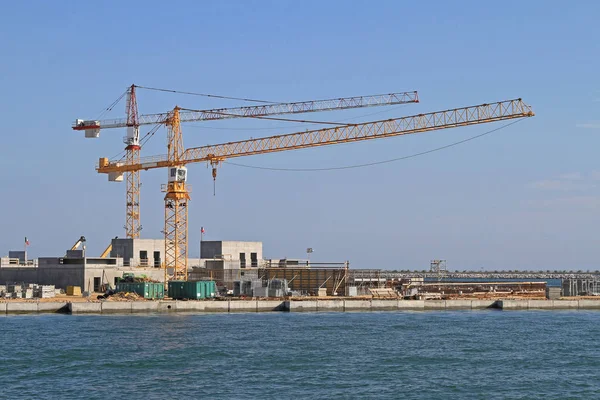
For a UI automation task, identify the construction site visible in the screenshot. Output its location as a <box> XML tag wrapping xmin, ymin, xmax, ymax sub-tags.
<box><xmin>1</xmin><ymin>83</ymin><xmax>598</xmax><ymax>314</ymax></box>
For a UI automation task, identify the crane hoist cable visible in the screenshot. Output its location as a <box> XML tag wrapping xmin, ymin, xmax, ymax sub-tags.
<box><xmin>222</xmin><ymin>119</ymin><xmax>524</xmax><ymax>172</ymax></box>
<box><xmin>96</xmin><ymin>89</ymin><xmax>128</xmax><ymax>120</ymax></box>
<box><xmin>135</xmin><ymin>85</ymin><xmax>277</xmax><ymax>104</ymax></box>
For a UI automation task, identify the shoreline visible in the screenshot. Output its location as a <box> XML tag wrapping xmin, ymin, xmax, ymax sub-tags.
<box><xmin>2</xmin><ymin>298</ymin><xmax>600</xmax><ymax>314</ymax></box>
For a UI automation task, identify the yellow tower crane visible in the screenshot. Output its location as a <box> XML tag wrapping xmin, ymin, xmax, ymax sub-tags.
<box><xmin>97</xmin><ymin>98</ymin><xmax>534</xmax><ymax>282</ymax></box>
<box><xmin>74</xmin><ymin>87</ymin><xmax>419</xmax><ymax>240</ymax></box>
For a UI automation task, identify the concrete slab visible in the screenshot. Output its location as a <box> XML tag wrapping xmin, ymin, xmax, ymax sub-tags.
<box><xmin>471</xmin><ymin>300</ymin><xmax>498</xmax><ymax>309</ymax></box>
<box><xmin>397</xmin><ymin>300</ymin><xmax>425</xmax><ymax>310</ymax></box>
<box><xmin>101</xmin><ymin>302</ymin><xmax>132</xmax><ymax>313</ymax></box>
<box><xmin>289</xmin><ymin>300</ymin><xmax>318</xmax><ymax>312</ymax></box>
<box><xmin>256</xmin><ymin>300</ymin><xmax>287</xmax><ymax>312</ymax></box>
<box><xmin>498</xmin><ymin>300</ymin><xmax>528</xmax><ymax>310</ymax></box>
<box><xmin>343</xmin><ymin>300</ymin><xmax>371</xmax><ymax>311</ymax></box>
<box><xmin>528</xmin><ymin>300</ymin><xmax>554</xmax><ymax>309</ymax></box>
<box><xmin>203</xmin><ymin>301</ymin><xmax>230</xmax><ymax>312</ymax></box>
<box><xmin>371</xmin><ymin>300</ymin><xmax>398</xmax><ymax>310</ymax></box>
<box><xmin>317</xmin><ymin>300</ymin><xmax>345</xmax><ymax>311</ymax></box>
<box><xmin>131</xmin><ymin>301</ymin><xmax>160</xmax><ymax>313</ymax></box>
<box><xmin>552</xmin><ymin>300</ymin><xmax>578</xmax><ymax>309</ymax></box>
<box><xmin>37</xmin><ymin>302</ymin><xmax>69</xmax><ymax>313</ymax></box>
<box><xmin>229</xmin><ymin>300</ymin><xmax>256</xmax><ymax>312</ymax></box>
<box><xmin>578</xmin><ymin>299</ymin><xmax>600</xmax><ymax>309</ymax></box>
<box><xmin>6</xmin><ymin>302</ymin><xmax>38</xmax><ymax>313</ymax></box>
<box><xmin>445</xmin><ymin>300</ymin><xmax>473</xmax><ymax>309</ymax></box>
<box><xmin>424</xmin><ymin>300</ymin><xmax>446</xmax><ymax>309</ymax></box>
<box><xmin>69</xmin><ymin>302</ymin><xmax>102</xmax><ymax>313</ymax></box>
<box><xmin>174</xmin><ymin>301</ymin><xmax>206</xmax><ymax>312</ymax></box>
<box><xmin>0</xmin><ymin>303</ymin><xmax>7</xmax><ymax>314</ymax></box>
<box><xmin>157</xmin><ymin>301</ymin><xmax>177</xmax><ymax>311</ymax></box>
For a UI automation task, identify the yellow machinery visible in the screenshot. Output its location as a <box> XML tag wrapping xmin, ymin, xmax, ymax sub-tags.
<box><xmin>100</xmin><ymin>243</ymin><xmax>112</xmax><ymax>258</ymax></box>
<box><xmin>69</xmin><ymin>236</ymin><xmax>86</xmax><ymax>251</ymax></box>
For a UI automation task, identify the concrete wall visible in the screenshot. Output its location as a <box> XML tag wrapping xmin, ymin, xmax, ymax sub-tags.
<box><xmin>110</xmin><ymin>239</ymin><xmax>134</xmax><ymax>262</ymax></box>
<box><xmin>111</xmin><ymin>238</ymin><xmax>164</xmax><ymax>267</ymax></box>
<box><xmin>201</xmin><ymin>241</ymin><xmax>263</xmax><ymax>268</ymax></box>
<box><xmin>38</xmin><ymin>264</ymin><xmax>85</xmax><ymax>289</ymax></box>
<box><xmin>0</xmin><ymin>266</ymin><xmax>38</xmax><ymax>284</ymax></box>
<box><xmin>201</xmin><ymin>241</ymin><xmax>223</xmax><ymax>259</ymax></box>
<box><xmin>133</xmin><ymin>239</ymin><xmax>164</xmax><ymax>267</ymax></box>
<box><xmin>205</xmin><ymin>260</ymin><xmax>246</xmax><ymax>270</ymax></box>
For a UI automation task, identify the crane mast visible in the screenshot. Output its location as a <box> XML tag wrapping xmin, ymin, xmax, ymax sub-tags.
<box><xmin>162</xmin><ymin>108</ymin><xmax>190</xmax><ymax>281</ymax></box>
<box><xmin>96</xmin><ymin>98</ymin><xmax>534</xmax><ymax>282</ymax></box>
<box><xmin>124</xmin><ymin>85</ymin><xmax>141</xmax><ymax>238</ymax></box>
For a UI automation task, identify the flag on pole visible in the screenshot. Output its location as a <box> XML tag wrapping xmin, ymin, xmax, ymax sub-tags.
<box><xmin>25</xmin><ymin>237</ymin><xmax>30</xmax><ymax>246</ymax></box>
<box><xmin>201</xmin><ymin>227</ymin><xmax>205</xmax><ymax>234</ymax></box>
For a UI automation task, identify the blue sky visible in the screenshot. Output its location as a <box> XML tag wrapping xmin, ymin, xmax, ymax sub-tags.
<box><xmin>1</xmin><ymin>0</ymin><xmax>599</xmax><ymax>270</ymax></box>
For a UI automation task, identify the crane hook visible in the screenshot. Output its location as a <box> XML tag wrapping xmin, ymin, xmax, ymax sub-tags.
<box><xmin>210</xmin><ymin>160</ymin><xmax>219</xmax><ymax>196</ymax></box>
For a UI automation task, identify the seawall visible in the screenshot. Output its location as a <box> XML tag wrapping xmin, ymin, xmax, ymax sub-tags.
<box><xmin>3</xmin><ymin>299</ymin><xmax>600</xmax><ymax>314</ymax></box>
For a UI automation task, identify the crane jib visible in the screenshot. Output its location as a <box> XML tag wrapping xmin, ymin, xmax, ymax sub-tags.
<box><xmin>73</xmin><ymin>91</ymin><xmax>419</xmax><ymax>131</ymax></box>
<box><xmin>96</xmin><ymin>98</ymin><xmax>534</xmax><ymax>174</ymax></box>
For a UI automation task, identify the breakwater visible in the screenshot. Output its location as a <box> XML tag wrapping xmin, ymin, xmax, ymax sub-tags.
<box><xmin>3</xmin><ymin>298</ymin><xmax>600</xmax><ymax>314</ymax></box>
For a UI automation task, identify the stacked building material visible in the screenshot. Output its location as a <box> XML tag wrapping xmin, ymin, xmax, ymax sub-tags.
<box><xmin>34</xmin><ymin>285</ymin><xmax>56</xmax><ymax>299</ymax></box>
<box><xmin>8</xmin><ymin>284</ymin><xmax>23</xmax><ymax>298</ymax></box>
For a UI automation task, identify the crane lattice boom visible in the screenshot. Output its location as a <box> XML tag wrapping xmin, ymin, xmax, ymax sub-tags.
<box><xmin>73</xmin><ymin>91</ymin><xmax>419</xmax><ymax>131</ymax></box>
<box><xmin>97</xmin><ymin>98</ymin><xmax>533</xmax><ymax>174</ymax></box>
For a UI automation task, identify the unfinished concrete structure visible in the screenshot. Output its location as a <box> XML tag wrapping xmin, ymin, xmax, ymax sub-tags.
<box><xmin>0</xmin><ymin>255</ymin><xmax>163</xmax><ymax>291</ymax></box>
<box><xmin>259</xmin><ymin>266</ymin><xmax>349</xmax><ymax>296</ymax></box>
<box><xmin>110</xmin><ymin>238</ymin><xmax>165</xmax><ymax>267</ymax></box>
<box><xmin>192</xmin><ymin>241</ymin><xmax>263</xmax><ymax>289</ymax></box>
<box><xmin>201</xmin><ymin>241</ymin><xmax>262</xmax><ymax>268</ymax></box>
<box><xmin>563</xmin><ymin>278</ymin><xmax>600</xmax><ymax>296</ymax></box>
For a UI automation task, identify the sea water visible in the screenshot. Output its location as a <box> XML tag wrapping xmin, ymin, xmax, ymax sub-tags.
<box><xmin>1</xmin><ymin>311</ymin><xmax>599</xmax><ymax>399</ymax></box>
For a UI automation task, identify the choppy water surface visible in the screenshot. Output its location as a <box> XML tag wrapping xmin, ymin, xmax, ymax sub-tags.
<box><xmin>1</xmin><ymin>311</ymin><xmax>599</xmax><ymax>399</ymax></box>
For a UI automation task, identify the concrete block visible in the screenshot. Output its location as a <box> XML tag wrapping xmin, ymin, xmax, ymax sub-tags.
<box><xmin>157</xmin><ymin>301</ymin><xmax>177</xmax><ymax>311</ymax></box>
<box><xmin>37</xmin><ymin>302</ymin><xmax>69</xmax><ymax>313</ymax></box>
<box><xmin>256</xmin><ymin>300</ymin><xmax>287</xmax><ymax>312</ymax></box>
<box><xmin>203</xmin><ymin>301</ymin><xmax>230</xmax><ymax>312</ymax></box>
<box><xmin>229</xmin><ymin>300</ymin><xmax>255</xmax><ymax>312</ymax></box>
<box><xmin>471</xmin><ymin>300</ymin><xmax>498</xmax><ymax>309</ymax></box>
<box><xmin>424</xmin><ymin>300</ymin><xmax>446</xmax><ymax>309</ymax></box>
<box><xmin>317</xmin><ymin>299</ymin><xmax>345</xmax><ymax>311</ymax></box>
<box><xmin>552</xmin><ymin>300</ymin><xmax>578</xmax><ymax>309</ymax></box>
<box><xmin>445</xmin><ymin>300</ymin><xmax>473</xmax><ymax>309</ymax></box>
<box><xmin>343</xmin><ymin>300</ymin><xmax>371</xmax><ymax>311</ymax></box>
<box><xmin>288</xmin><ymin>300</ymin><xmax>318</xmax><ymax>312</ymax></box>
<box><xmin>528</xmin><ymin>300</ymin><xmax>554</xmax><ymax>309</ymax></box>
<box><xmin>498</xmin><ymin>300</ymin><xmax>528</xmax><ymax>310</ymax></box>
<box><xmin>175</xmin><ymin>301</ymin><xmax>206</xmax><ymax>312</ymax></box>
<box><xmin>578</xmin><ymin>300</ymin><xmax>600</xmax><ymax>309</ymax></box>
<box><xmin>0</xmin><ymin>303</ymin><xmax>7</xmax><ymax>314</ymax></box>
<box><xmin>131</xmin><ymin>301</ymin><xmax>160</xmax><ymax>313</ymax></box>
<box><xmin>7</xmin><ymin>302</ymin><xmax>38</xmax><ymax>313</ymax></box>
<box><xmin>397</xmin><ymin>300</ymin><xmax>425</xmax><ymax>310</ymax></box>
<box><xmin>371</xmin><ymin>300</ymin><xmax>398</xmax><ymax>310</ymax></box>
<box><xmin>69</xmin><ymin>302</ymin><xmax>102</xmax><ymax>313</ymax></box>
<box><xmin>101</xmin><ymin>302</ymin><xmax>132</xmax><ymax>313</ymax></box>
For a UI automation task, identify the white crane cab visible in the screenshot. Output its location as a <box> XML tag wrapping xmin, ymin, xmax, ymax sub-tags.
<box><xmin>168</xmin><ymin>166</ymin><xmax>188</xmax><ymax>182</ymax></box>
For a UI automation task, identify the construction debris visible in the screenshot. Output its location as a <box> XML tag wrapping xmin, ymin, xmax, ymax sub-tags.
<box><xmin>105</xmin><ymin>291</ymin><xmax>143</xmax><ymax>301</ymax></box>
